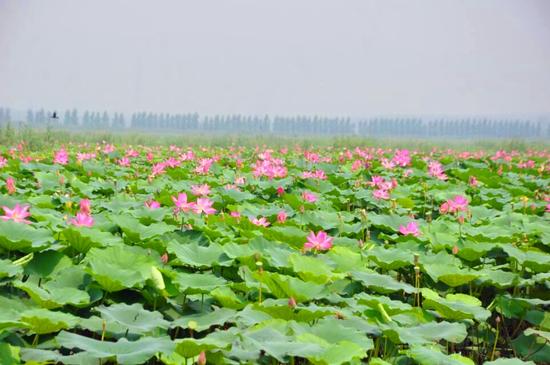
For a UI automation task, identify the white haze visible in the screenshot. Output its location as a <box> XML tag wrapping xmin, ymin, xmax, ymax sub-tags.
<box><xmin>0</xmin><ymin>0</ymin><xmax>549</xmax><ymax>117</ymax></box>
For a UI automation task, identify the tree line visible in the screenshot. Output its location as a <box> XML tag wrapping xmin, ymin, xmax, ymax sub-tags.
<box><xmin>0</xmin><ymin>107</ymin><xmax>548</xmax><ymax>139</ymax></box>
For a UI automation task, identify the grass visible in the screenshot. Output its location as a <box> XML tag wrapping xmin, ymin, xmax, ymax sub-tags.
<box><xmin>0</xmin><ymin>123</ymin><xmax>549</xmax><ymax>152</ymax></box>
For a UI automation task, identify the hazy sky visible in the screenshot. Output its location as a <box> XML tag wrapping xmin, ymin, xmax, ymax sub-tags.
<box><xmin>1</xmin><ymin>0</ymin><xmax>549</xmax><ymax>116</ymax></box>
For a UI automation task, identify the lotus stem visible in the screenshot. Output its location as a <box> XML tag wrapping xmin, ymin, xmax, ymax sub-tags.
<box><xmin>490</xmin><ymin>316</ymin><xmax>500</xmax><ymax>361</ymax></box>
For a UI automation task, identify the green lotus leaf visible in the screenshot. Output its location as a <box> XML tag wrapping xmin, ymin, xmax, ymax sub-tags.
<box><xmin>55</xmin><ymin>330</ymin><xmax>174</xmax><ymax>365</ymax></box>
<box><xmin>96</xmin><ymin>302</ymin><xmax>169</xmax><ymax>335</ymax></box>
<box><xmin>63</xmin><ymin>226</ymin><xmax>123</xmax><ymax>253</ymax></box>
<box><xmin>0</xmin><ymin>220</ymin><xmax>53</xmax><ymax>252</ymax></box>
<box><xmin>288</xmin><ymin>253</ymin><xmax>340</xmax><ymax>284</ymax></box>
<box><xmin>20</xmin><ymin>308</ymin><xmax>79</xmax><ymax>334</ymax></box>
<box><xmin>170</xmin><ymin>271</ymin><xmax>227</xmax><ymax>294</ymax></box>
<box><xmin>483</xmin><ymin>358</ymin><xmax>536</xmax><ymax>365</ymax></box>
<box><xmin>85</xmin><ymin>245</ymin><xmax>159</xmax><ymax>292</ymax></box>
<box><xmin>422</xmin><ymin>288</ymin><xmax>491</xmax><ymax>321</ymax></box>
<box><xmin>0</xmin><ymin>342</ymin><xmax>20</xmax><ymax>365</ymax></box>
<box><xmin>422</xmin><ymin>263</ymin><xmax>480</xmax><ymax>287</ymax></box>
<box><xmin>174</xmin><ymin>328</ymin><xmax>234</xmax><ymax>358</ymax></box>
<box><xmin>351</xmin><ymin>270</ymin><xmax>415</xmax><ymax>294</ymax></box>
<box><xmin>382</xmin><ymin>321</ymin><xmax>467</xmax><ymax>345</ymax></box>
<box><xmin>167</xmin><ymin>239</ymin><xmax>232</xmax><ymax>268</ymax></box>
<box><xmin>250</xmin><ymin>269</ymin><xmax>327</xmax><ymax>302</ymax></box>
<box><xmin>0</xmin><ymin>258</ymin><xmax>22</xmax><ymax>279</ymax></box>
<box><xmin>171</xmin><ymin>307</ymin><xmax>237</xmax><ymax>331</ymax></box>
<box><xmin>409</xmin><ymin>346</ymin><xmax>474</xmax><ymax>365</ymax></box>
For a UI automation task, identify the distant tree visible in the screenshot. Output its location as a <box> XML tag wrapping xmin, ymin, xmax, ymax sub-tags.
<box><xmin>102</xmin><ymin>111</ymin><xmax>110</xmax><ymax>128</ymax></box>
<box><xmin>63</xmin><ymin>110</ymin><xmax>72</xmax><ymax>126</ymax></box>
<box><xmin>27</xmin><ymin>109</ymin><xmax>34</xmax><ymax>124</ymax></box>
<box><xmin>71</xmin><ymin>109</ymin><xmax>78</xmax><ymax>126</ymax></box>
<box><xmin>82</xmin><ymin>111</ymin><xmax>90</xmax><ymax>126</ymax></box>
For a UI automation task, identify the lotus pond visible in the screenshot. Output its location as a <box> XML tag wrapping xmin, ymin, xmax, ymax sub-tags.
<box><xmin>0</xmin><ymin>143</ymin><xmax>549</xmax><ymax>365</ymax></box>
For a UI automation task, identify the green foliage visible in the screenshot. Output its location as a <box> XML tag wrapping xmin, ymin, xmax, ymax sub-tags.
<box><xmin>0</xmin><ymin>141</ymin><xmax>548</xmax><ymax>364</ymax></box>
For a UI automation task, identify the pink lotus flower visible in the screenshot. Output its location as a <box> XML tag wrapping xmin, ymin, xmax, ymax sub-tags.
<box><xmin>1</xmin><ymin>204</ymin><xmax>31</xmax><ymax>224</ymax></box>
<box><xmin>469</xmin><ymin>176</ymin><xmax>478</xmax><ymax>187</ymax></box>
<box><xmin>70</xmin><ymin>212</ymin><xmax>94</xmax><ymax>227</ymax></box>
<box><xmin>428</xmin><ymin>161</ymin><xmax>448</xmax><ymax>180</ymax></box>
<box><xmin>230</xmin><ymin>211</ymin><xmax>241</xmax><ymax>218</ymax></box>
<box><xmin>304</xmin><ymin>231</ymin><xmax>333</xmax><ymax>252</ymax></box>
<box><xmin>191</xmin><ymin>184</ymin><xmax>211</xmax><ymax>197</ymax></box>
<box><xmin>6</xmin><ymin>177</ymin><xmax>16</xmax><ymax>195</ymax></box>
<box><xmin>373</xmin><ymin>189</ymin><xmax>390</xmax><ymax>200</ymax></box>
<box><xmin>381</xmin><ymin>159</ymin><xmax>395</xmax><ymax>170</ymax></box>
<box><xmin>399</xmin><ymin>221</ymin><xmax>421</xmax><ymax>237</ymax></box>
<box><xmin>351</xmin><ymin>159</ymin><xmax>363</xmax><ymax>171</ymax></box>
<box><xmin>172</xmin><ymin>193</ymin><xmax>196</xmax><ymax>213</ymax></box>
<box><xmin>0</xmin><ymin>156</ymin><xmax>7</xmax><ymax>168</ymax></box>
<box><xmin>276</xmin><ymin>186</ymin><xmax>285</xmax><ymax>196</ymax></box>
<box><xmin>118</xmin><ymin>157</ymin><xmax>130</xmax><ymax>167</ymax></box>
<box><xmin>79</xmin><ymin>199</ymin><xmax>91</xmax><ymax>215</ymax></box>
<box><xmin>195</xmin><ymin>158</ymin><xmax>214</xmax><ymax>174</ymax></box>
<box><xmin>440</xmin><ymin>195</ymin><xmax>469</xmax><ymax>214</ymax></box>
<box><xmin>302</xmin><ymin>170</ymin><xmax>327</xmax><ymax>180</ymax></box>
<box><xmin>54</xmin><ymin>148</ymin><xmax>68</xmax><ymax>165</ymax></box>
<box><xmin>193</xmin><ymin>198</ymin><xmax>216</xmax><ymax>215</ymax></box>
<box><xmin>277</xmin><ymin>211</ymin><xmax>287</xmax><ymax>224</ymax></box>
<box><xmin>125</xmin><ymin>148</ymin><xmax>139</xmax><ymax>158</ymax></box>
<box><xmin>546</xmin><ymin>203</ymin><xmax>550</xmax><ymax>213</ymax></box>
<box><xmin>145</xmin><ymin>200</ymin><xmax>161</xmax><ymax>209</ymax></box>
<box><xmin>392</xmin><ymin>149</ymin><xmax>411</xmax><ymax>167</ymax></box>
<box><xmin>76</xmin><ymin>152</ymin><xmax>96</xmax><ymax>162</ymax></box>
<box><xmin>449</xmin><ymin>195</ymin><xmax>469</xmax><ymax>212</ymax></box>
<box><xmin>103</xmin><ymin>144</ymin><xmax>115</xmax><ymax>154</ymax></box>
<box><xmin>251</xmin><ymin>216</ymin><xmax>270</xmax><ymax>227</ymax></box>
<box><xmin>302</xmin><ymin>191</ymin><xmax>317</xmax><ymax>203</ymax></box>
<box><xmin>151</xmin><ymin>162</ymin><xmax>167</xmax><ymax>178</ymax></box>
<box><xmin>370</xmin><ymin>176</ymin><xmax>385</xmax><ymax>187</ymax></box>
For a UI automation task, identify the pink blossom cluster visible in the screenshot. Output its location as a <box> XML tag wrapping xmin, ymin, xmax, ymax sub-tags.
<box><xmin>392</xmin><ymin>149</ymin><xmax>411</xmax><ymax>167</ymax></box>
<box><xmin>54</xmin><ymin>148</ymin><xmax>69</xmax><ymax>165</ymax></box>
<box><xmin>76</xmin><ymin>152</ymin><xmax>96</xmax><ymax>162</ymax></box>
<box><xmin>195</xmin><ymin>158</ymin><xmax>214</xmax><ymax>175</ymax></box>
<box><xmin>1</xmin><ymin>204</ymin><xmax>31</xmax><ymax>224</ymax></box>
<box><xmin>303</xmin><ymin>231</ymin><xmax>333</xmax><ymax>252</ymax></box>
<box><xmin>399</xmin><ymin>221</ymin><xmax>421</xmax><ymax>237</ymax></box>
<box><xmin>440</xmin><ymin>195</ymin><xmax>469</xmax><ymax>214</ymax></box>
<box><xmin>301</xmin><ymin>170</ymin><xmax>327</xmax><ymax>180</ymax></box>
<box><xmin>428</xmin><ymin>161</ymin><xmax>448</xmax><ymax>180</ymax></box>
<box><xmin>370</xmin><ymin>176</ymin><xmax>397</xmax><ymax>200</ymax></box>
<box><xmin>252</xmin><ymin>158</ymin><xmax>287</xmax><ymax>179</ymax></box>
<box><xmin>70</xmin><ymin>199</ymin><xmax>94</xmax><ymax>227</ymax></box>
<box><xmin>172</xmin><ymin>193</ymin><xmax>216</xmax><ymax>215</ymax></box>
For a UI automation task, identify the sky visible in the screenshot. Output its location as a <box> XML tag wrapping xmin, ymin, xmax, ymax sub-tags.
<box><xmin>0</xmin><ymin>0</ymin><xmax>549</xmax><ymax>117</ymax></box>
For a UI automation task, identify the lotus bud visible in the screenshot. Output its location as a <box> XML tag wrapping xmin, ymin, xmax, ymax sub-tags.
<box><xmin>452</xmin><ymin>245</ymin><xmax>459</xmax><ymax>255</ymax></box>
<box><xmin>197</xmin><ymin>351</ymin><xmax>206</xmax><ymax>365</ymax></box>
<box><xmin>288</xmin><ymin>297</ymin><xmax>297</xmax><ymax>308</ymax></box>
<box><xmin>150</xmin><ymin>266</ymin><xmax>165</xmax><ymax>290</ymax></box>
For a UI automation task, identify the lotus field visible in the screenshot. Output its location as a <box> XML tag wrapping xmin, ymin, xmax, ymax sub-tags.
<box><xmin>1</xmin><ymin>143</ymin><xmax>550</xmax><ymax>365</ymax></box>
